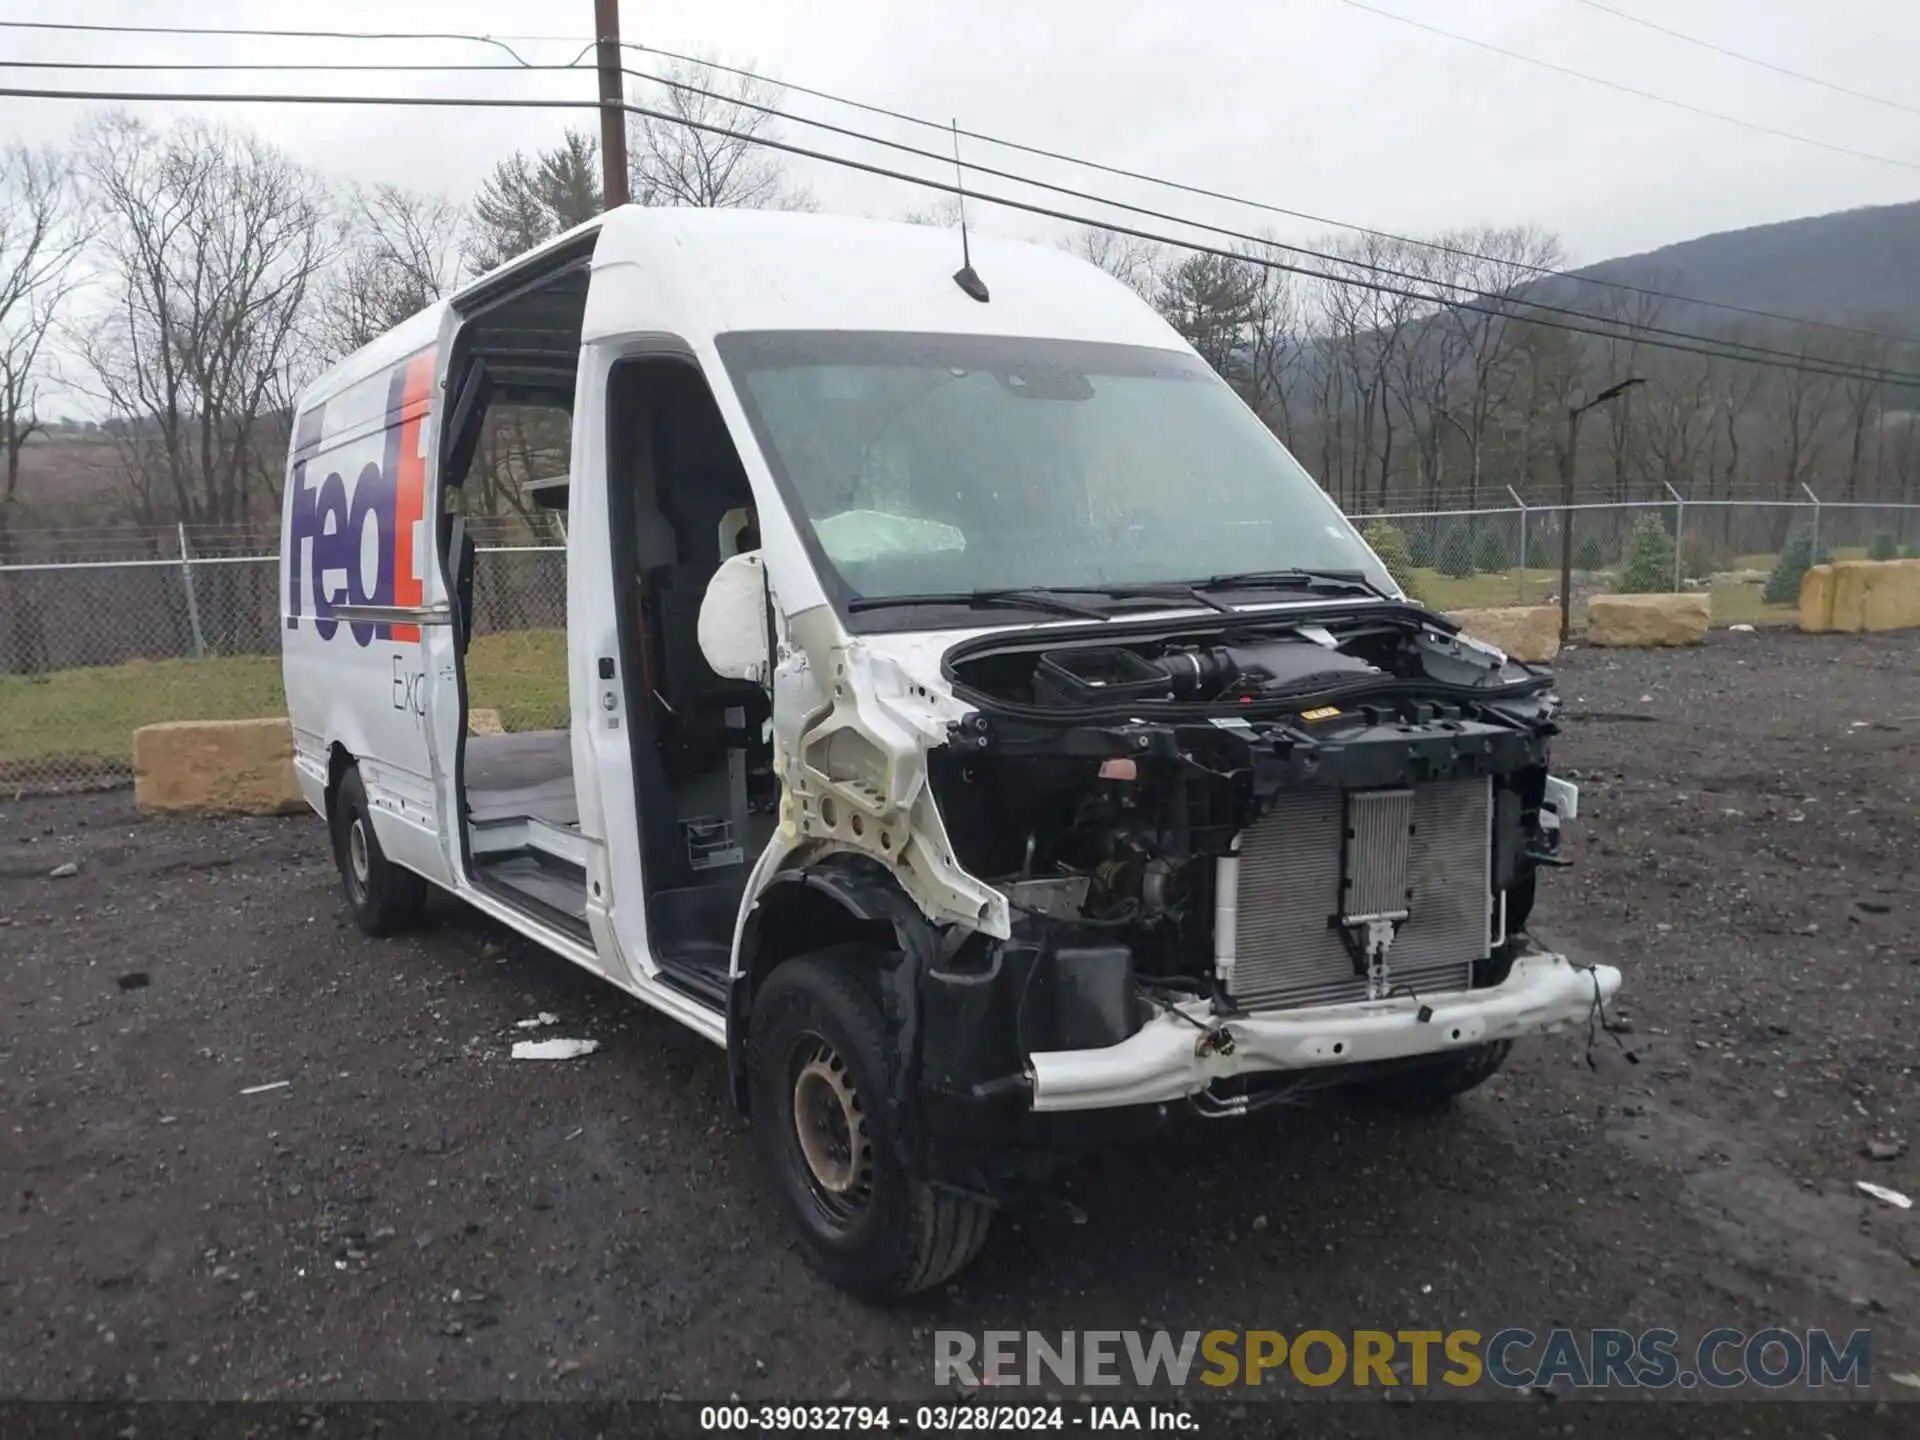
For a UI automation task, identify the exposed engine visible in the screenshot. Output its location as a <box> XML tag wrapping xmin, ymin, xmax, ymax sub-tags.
<box><xmin>917</xmin><ymin>604</ymin><xmax>1567</xmax><ymax>1085</ymax></box>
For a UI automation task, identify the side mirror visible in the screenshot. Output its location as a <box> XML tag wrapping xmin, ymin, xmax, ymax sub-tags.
<box><xmin>697</xmin><ymin>550</ymin><xmax>770</xmax><ymax>684</ymax></box>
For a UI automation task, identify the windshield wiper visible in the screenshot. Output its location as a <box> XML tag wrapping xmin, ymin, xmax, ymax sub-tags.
<box><xmin>1044</xmin><ymin>581</ymin><xmax>1235</xmax><ymax>614</ymax></box>
<box><xmin>846</xmin><ymin>588</ymin><xmax>1112</xmax><ymax>620</ymax></box>
<box><xmin>1197</xmin><ymin>567</ymin><xmax>1383</xmax><ymax>598</ymax></box>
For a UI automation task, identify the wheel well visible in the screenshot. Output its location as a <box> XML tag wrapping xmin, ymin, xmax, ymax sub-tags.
<box><xmin>727</xmin><ymin>860</ymin><xmax>931</xmax><ymax>1114</ymax></box>
<box><xmin>325</xmin><ymin>744</ymin><xmax>355</xmax><ymax>818</ymax></box>
<box><xmin>745</xmin><ymin>884</ymin><xmax>897</xmax><ymax>1001</ymax></box>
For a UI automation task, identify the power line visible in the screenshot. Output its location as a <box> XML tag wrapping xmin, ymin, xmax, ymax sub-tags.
<box><xmin>4</xmin><ymin>15</ymin><xmax>1911</xmax><ymax>346</ymax></box>
<box><xmin>2</xmin><ymin>79</ymin><xmax>1912</xmax><ymax>389</ymax></box>
<box><xmin>620</xmin><ymin>40</ymin><xmax>1920</xmax><ymax>348</ymax></box>
<box><xmin>0</xmin><ymin>59</ymin><xmax>586</xmax><ymax>74</ymax></box>
<box><xmin>0</xmin><ymin>19</ymin><xmax>551</xmax><ymax>67</ymax></box>
<box><xmin>1568</xmin><ymin>0</ymin><xmax>1920</xmax><ymax>119</ymax></box>
<box><xmin>1337</xmin><ymin>0</ymin><xmax>1920</xmax><ymax>174</ymax></box>
<box><xmin>615</xmin><ymin>61</ymin><xmax>1920</xmax><ymax>381</ymax></box>
<box><xmin>8</xmin><ymin>45</ymin><xmax>1905</xmax><ymax>372</ymax></box>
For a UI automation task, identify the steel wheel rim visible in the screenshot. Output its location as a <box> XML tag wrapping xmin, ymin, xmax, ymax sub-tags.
<box><xmin>347</xmin><ymin>817</ymin><xmax>371</xmax><ymax>891</ymax></box>
<box><xmin>789</xmin><ymin>1038</ymin><xmax>872</xmax><ymax>1226</ymax></box>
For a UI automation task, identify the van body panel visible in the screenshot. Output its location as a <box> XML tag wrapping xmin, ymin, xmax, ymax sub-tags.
<box><xmin>281</xmin><ymin>333</ymin><xmax>453</xmax><ymax>887</ymax></box>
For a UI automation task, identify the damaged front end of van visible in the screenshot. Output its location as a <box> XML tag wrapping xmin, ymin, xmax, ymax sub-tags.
<box><xmin>732</xmin><ymin>587</ymin><xmax>1615</xmax><ymax>1163</ymax></box>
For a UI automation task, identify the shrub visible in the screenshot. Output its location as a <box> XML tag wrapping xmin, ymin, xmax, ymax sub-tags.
<box><xmin>1762</xmin><ymin>528</ymin><xmax>1831</xmax><ymax>605</ymax></box>
<box><xmin>1362</xmin><ymin>521</ymin><xmax>1415</xmax><ymax>591</ymax></box>
<box><xmin>1437</xmin><ymin>525</ymin><xmax>1476</xmax><ymax>578</ymax></box>
<box><xmin>1902</xmin><ymin>543</ymin><xmax>1917</xmax><ymax>560</ymax></box>
<box><xmin>1615</xmin><ymin>514</ymin><xmax>1679</xmax><ymax>594</ymax></box>
<box><xmin>1474</xmin><ymin>528</ymin><xmax>1510</xmax><ymax>574</ymax></box>
<box><xmin>1867</xmin><ymin>529</ymin><xmax>1899</xmax><ymax>562</ymax></box>
<box><xmin>1574</xmin><ymin>533</ymin><xmax>1606</xmax><ymax>573</ymax></box>
<box><xmin>1406</xmin><ymin>525</ymin><xmax>1435</xmax><ymax>568</ymax></box>
<box><xmin>1679</xmin><ymin>530</ymin><xmax>1732</xmax><ymax>581</ymax></box>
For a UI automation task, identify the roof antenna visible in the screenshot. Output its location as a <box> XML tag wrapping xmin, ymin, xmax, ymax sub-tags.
<box><xmin>949</xmin><ymin>118</ymin><xmax>990</xmax><ymax>303</ymax></box>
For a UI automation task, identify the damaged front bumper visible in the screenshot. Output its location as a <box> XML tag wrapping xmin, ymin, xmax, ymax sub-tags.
<box><xmin>1026</xmin><ymin>952</ymin><xmax>1621</xmax><ymax>1113</ymax></box>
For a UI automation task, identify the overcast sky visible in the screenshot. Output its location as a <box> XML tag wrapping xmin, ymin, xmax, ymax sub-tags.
<box><xmin>3</xmin><ymin>0</ymin><xmax>1916</xmax><ymax>269</ymax></box>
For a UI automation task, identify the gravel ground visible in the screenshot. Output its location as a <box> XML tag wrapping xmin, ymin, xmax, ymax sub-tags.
<box><xmin>1</xmin><ymin>629</ymin><xmax>1916</xmax><ymax>1413</ymax></box>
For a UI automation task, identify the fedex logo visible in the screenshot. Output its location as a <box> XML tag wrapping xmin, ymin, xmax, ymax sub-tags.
<box><xmin>286</xmin><ymin>350</ymin><xmax>436</xmax><ymax>645</ymax></box>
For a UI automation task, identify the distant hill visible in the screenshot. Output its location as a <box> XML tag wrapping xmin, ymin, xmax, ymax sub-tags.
<box><xmin>1542</xmin><ymin>200</ymin><xmax>1920</xmax><ymax>343</ymax></box>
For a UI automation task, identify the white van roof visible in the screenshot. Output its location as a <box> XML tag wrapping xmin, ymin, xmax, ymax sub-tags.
<box><xmin>301</xmin><ymin>207</ymin><xmax>1186</xmax><ymax>414</ymax></box>
<box><xmin>582</xmin><ymin>206</ymin><xmax>1184</xmax><ymax>351</ymax></box>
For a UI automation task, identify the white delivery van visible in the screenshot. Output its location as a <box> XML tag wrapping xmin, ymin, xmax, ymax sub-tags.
<box><xmin>282</xmin><ymin>207</ymin><xmax>1617</xmax><ymax>1299</ymax></box>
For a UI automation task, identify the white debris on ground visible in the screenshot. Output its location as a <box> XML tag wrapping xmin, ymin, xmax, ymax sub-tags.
<box><xmin>511</xmin><ymin>1038</ymin><xmax>600</xmax><ymax>1061</ymax></box>
<box><xmin>1855</xmin><ymin>1181</ymin><xmax>1913</xmax><ymax>1210</ymax></box>
<box><xmin>1727</xmin><ymin>623</ymin><xmax>1756</xmax><ymax>633</ymax></box>
<box><xmin>513</xmin><ymin>1012</ymin><xmax>560</xmax><ymax>1030</ymax></box>
<box><xmin>239</xmin><ymin>1080</ymin><xmax>291</xmax><ymax>1096</ymax></box>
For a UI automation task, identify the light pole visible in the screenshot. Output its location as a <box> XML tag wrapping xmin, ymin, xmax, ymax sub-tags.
<box><xmin>1559</xmin><ymin>377</ymin><xmax>1644</xmax><ymax>642</ymax></box>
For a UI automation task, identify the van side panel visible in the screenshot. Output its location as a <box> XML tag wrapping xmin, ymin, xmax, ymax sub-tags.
<box><xmin>281</xmin><ymin>345</ymin><xmax>449</xmax><ymax>886</ymax></box>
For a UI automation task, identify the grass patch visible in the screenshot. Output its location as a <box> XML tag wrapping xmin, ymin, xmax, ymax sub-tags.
<box><xmin>0</xmin><ymin>629</ymin><xmax>571</xmax><ymax>768</ymax></box>
<box><xmin>1407</xmin><ymin>567</ymin><xmax>1564</xmax><ymax>610</ymax></box>
<box><xmin>466</xmin><ymin>629</ymin><xmax>570</xmax><ymax>732</ymax></box>
<box><xmin>1707</xmin><ymin>582</ymin><xmax>1800</xmax><ymax>627</ymax></box>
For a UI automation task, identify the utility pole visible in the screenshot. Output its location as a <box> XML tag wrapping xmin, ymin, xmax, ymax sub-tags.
<box><xmin>1558</xmin><ymin>376</ymin><xmax>1644</xmax><ymax>643</ymax></box>
<box><xmin>594</xmin><ymin>0</ymin><xmax>631</xmax><ymax>209</ymax></box>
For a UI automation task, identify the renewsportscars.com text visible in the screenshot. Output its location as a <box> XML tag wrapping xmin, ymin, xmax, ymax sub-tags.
<box><xmin>934</xmin><ymin>1327</ymin><xmax>1874</xmax><ymax>1391</ymax></box>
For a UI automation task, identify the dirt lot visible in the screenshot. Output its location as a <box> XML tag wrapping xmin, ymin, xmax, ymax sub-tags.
<box><xmin>1</xmin><ymin>630</ymin><xmax>1916</xmax><ymax>1414</ymax></box>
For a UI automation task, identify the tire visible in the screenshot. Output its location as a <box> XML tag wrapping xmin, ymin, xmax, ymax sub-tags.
<box><xmin>1356</xmin><ymin>1040</ymin><xmax>1512</xmax><ymax>1112</ymax></box>
<box><xmin>330</xmin><ymin>765</ymin><xmax>428</xmax><ymax>938</ymax></box>
<box><xmin>748</xmin><ymin>945</ymin><xmax>994</xmax><ymax>1300</ymax></box>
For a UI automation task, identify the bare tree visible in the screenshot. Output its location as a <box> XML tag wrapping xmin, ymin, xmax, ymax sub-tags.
<box><xmin>1762</xmin><ymin>334</ymin><xmax>1841</xmax><ymax>502</ymax></box>
<box><xmin>1319</xmin><ymin>234</ymin><xmax>1426</xmax><ymax>509</ymax></box>
<box><xmin>324</xmin><ymin>182</ymin><xmax>465</xmax><ymax>355</ymax></box>
<box><xmin>1590</xmin><ymin>286</ymin><xmax>1664</xmax><ymax>501</ymax></box>
<box><xmin>1835</xmin><ymin>328</ymin><xmax>1891</xmax><ymax>502</ymax></box>
<box><xmin>0</xmin><ymin>142</ymin><xmax>87</xmax><ymax>672</ymax></box>
<box><xmin>1</xmin><ymin>144</ymin><xmax>86</xmax><ymax>529</ymax></box>
<box><xmin>80</xmin><ymin>114</ymin><xmax>332</xmax><ymax>547</ymax></box>
<box><xmin>901</xmin><ymin>195</ymin><xmax>964</xmax><ymax>229</ymax></box>
<box><xmin>1438</xmin><ymin>226</ymin><xmax>1565</xmax><ymax>508</ymax></box>
<box><xmin>1237</xmin><ymin>249</ymin><xmax>1306</xmax><ymax>447</ymax></box>
<box><xmin>1638</xmin><ymin>351</ymin><xmax>1717</xmax><ymax>498</ymax></box>
<box><xmin>1064</xmin><ymin>225</ymin><xmax>1164</xmax><ymax>299</ymax></box>
<box><xmin>627</xmin><ymin>56</ymin><xmax>814</xmax><ymax>211</ymax></box>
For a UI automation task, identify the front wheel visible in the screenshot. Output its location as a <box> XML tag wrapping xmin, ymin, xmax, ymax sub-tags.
<box><xmin>1355</xmin><ymin>1040</ymin><xmax>1512</xmax><ymax>1112</ymax></box>
<box><xmin>330</xmin><ymin>764</ymin><xmax>428</xmax><ymax>937</ymax></box>
<box><xmin>748</xmin><ymin>946</ymin><xmax>993</xmax><ymax>1300</ymax></box>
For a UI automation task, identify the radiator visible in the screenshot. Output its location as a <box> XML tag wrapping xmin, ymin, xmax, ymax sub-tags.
<box><xmin>1217</xmin><ymin>778</ymin><xmax>1492</xmax><ymax>1011</ymax></box>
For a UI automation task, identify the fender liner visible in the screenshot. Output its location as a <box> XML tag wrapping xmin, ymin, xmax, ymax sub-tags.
<box><xmin>727</xmin><ymin>854</ymin><xmax>948</xmax><ymax>1175</ymax></box>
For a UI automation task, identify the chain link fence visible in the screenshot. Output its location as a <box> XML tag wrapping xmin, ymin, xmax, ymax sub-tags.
<box><xmin>5</xmin><ymin>496</ymin><xmax>1920</xmax><ymax>797</ymax></box>
<box><xmin>1354</xmin><ymin>497</ymin><xmax>1920</xmax><ymax>618</ymax></box>
<box><xmin>0</xmin><ymin>544</ymin><xmax>566</xmax><ymax>796</ymax></box>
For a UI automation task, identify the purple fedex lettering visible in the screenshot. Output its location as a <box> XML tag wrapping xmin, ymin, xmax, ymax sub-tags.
<box><xmin>285</xmin><ymin>349</ymin><xmax>435</xmax><ymax>646</ymax></box>
<box><xmin>285</xmin><ymin>405</ymin><xmax>325</xmax><ymax>630</ymax></box>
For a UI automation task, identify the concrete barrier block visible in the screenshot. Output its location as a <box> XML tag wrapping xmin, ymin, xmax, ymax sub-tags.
<box><xmin>1824</xmin><ymin>559</ymin><xmax>1920</xmax><ymax>633</ymax></box>
<box><xmin>134</xmin><ymin>718</ymin><xmax>306</xmax><ymax>816</ymax></box>
<box><xmin>135</xmin><ymin>709</ymin><xmax>514</xmax><ymax>816</ymax></box>
<box><xmin>1585</xmin><ymin>593</ymin><xmax>1711</xmax><ymax>647</ymax></box>
<box><xmin>1799</xmin><ymin>564</ymin><xmax>1837</xmax><ymax>632</ymax></box>
<box><xmin>1446</xmin><ymin>606</ymin><xmax>1561</xmax><ymax>664</ymax></box>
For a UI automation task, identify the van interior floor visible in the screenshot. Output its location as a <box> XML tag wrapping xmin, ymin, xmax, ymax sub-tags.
<box><xmin>465</xmin><ymin>730</ymin><xmax>590</xmax><ymax>932</ymax></box>
<box><xmin>462</xmin><ymin>729</ymin><xmax>779</xmax><ymax>1002</ymax></box>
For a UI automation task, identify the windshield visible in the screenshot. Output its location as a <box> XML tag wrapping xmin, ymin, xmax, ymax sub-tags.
<box><xmin>714</xmin><ymin>331</ymin><xmax>1391</xmax><ymax>613</ymax></box>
